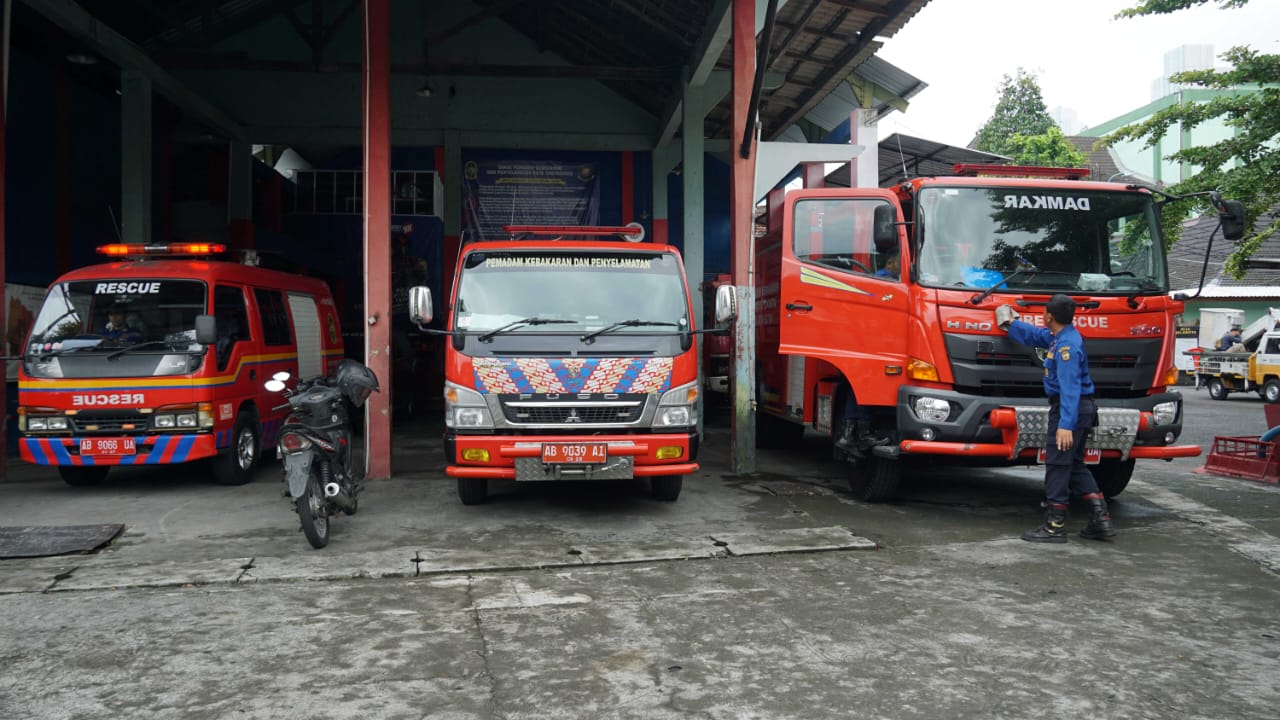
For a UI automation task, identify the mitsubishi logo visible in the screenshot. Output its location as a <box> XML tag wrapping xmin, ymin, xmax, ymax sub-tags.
<box><xmin>565</xmin><ymin>409</ymin><xmax>582</xmax><ymax>423</ymax></box>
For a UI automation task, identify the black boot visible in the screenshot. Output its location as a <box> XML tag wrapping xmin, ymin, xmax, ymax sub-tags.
<box><xmin>1080</xmin><ymin>493</ymin><xmax>1116</xmax><ymax>540</ymax></box>
<box><xmin>1022</xmin><ymin>503</ymin><xmax>1069</xmax><ymax>543</ymax></box>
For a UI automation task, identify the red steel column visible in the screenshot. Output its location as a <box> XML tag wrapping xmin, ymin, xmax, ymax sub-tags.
<box><xmin>1</xmin><ymin>0</ymin><xmax>8</xmax><ymax>470</ymax></box>
<box><xmin>730</xmin><ymin>0</ymin><xmax>755</xmax><ymax>287</ymax></box>
<box><xmin>362</xmin><ymin>0</ymin><xmax>392</xmax><ymax>480</ymax></box>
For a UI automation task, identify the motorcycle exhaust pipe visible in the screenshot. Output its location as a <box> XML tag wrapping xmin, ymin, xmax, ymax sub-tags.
<box><xmin>324</xmin><ymin>482</ymin><xmax>356</xmax><ymax>510</ymax></box>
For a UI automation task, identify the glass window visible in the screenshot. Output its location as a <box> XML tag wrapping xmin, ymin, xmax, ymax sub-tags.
<box><xmin>792</xmin><ymin>198</ymin><xmax>898</xmax><ymax>278</ymax></box>
<box><xmin>454</xmin><ymin>250</ymin><xmax>690</xmax><ymax>355</ymax></box>
<box><xmin>914</xmin><ymin>186</ymin><xmax>1167</xmax><ymax>295</ymax></box>
<box><xmin>214</xmin><ymin>286</ymin><xmax>250</xmax><ymax>370</ymax></box>
<box><xmin>26</xmin><ymin>280</ymin><xmax>206</xmax><ymax>349</ymax></box>
<box><xmin>254</xmin><ymin>288</ymin><xmax>292</xmax><ymax>346</ymax></box>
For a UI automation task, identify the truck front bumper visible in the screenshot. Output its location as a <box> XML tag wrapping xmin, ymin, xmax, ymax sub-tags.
<box><xmin>445</xmin><ymin>431</ymin><xmax>699</xmax><ymax>481</ymax></box>
<box><xmin>19</xmin><ymin>434</ymin><xmax>218</xmax><ymax>466</ymax></box>
<box><xmin>893</xmin><ymin>388</ymin><xmax>1200</xmax><ymax>462</ymax></box>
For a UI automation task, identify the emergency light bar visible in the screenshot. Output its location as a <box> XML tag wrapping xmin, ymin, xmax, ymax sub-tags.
<box><xmin>502</xmin><ymin>222</ymin><xmax>646</xmax><ymax>243</ymax></box>
<box><xmin>952</xmin><ymin>164</ymin><xmax>1090</xmax><ymax>180</ymax></box>
<box><xmin>96</xmin><ymin>242</ymin><xmax>228</xmax><ymax>257</ymax></box>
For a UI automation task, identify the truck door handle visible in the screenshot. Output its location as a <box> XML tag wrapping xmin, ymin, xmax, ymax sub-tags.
<box><xmin>786</xmin><ymin>302</ymin><xmax>813</xmax><ymax>312</ymax></box>
<box><xmin>250</xmin><ymin>369</ymin><xmax>257</xmax><ymax>380</ymax></box>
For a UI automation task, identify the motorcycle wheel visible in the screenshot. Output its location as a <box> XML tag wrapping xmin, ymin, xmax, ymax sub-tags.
<box><xmin>296</xmin><ymin>463</ymin><xmax>330</xmax><ymax>549</ymax></box>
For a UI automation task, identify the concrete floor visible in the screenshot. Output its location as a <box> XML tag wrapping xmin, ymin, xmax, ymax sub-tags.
<box><xmin>1</xmin><ymin>390</ymin><xmax>1278</xmax><ymax>719</ymax></box>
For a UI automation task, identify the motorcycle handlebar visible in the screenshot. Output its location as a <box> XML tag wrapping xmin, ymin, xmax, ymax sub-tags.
<box><xmin>272</xmin><ymin>402</ymin><xmax>291</xmax><ymax>412</ymax></box>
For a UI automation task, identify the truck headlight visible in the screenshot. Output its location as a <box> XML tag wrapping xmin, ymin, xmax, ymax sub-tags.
<box><xmin>444</xmin><ymin>381</ymin><xmax>493</xmax><ymax>429</ymax></box>
<box><xmin>1152</xmin><ymin>401</ymin><xmax>1178</xmax><ymax>426</ymax></box>
<box><xmin>912</xmin><ymin>396</ymin><xmax>953</xmax><ymax>423</ymax></box>
<box><xmin>655</xmin><ymin>382</ymin><xmax>699</xmax><ymax>428</ymax></box>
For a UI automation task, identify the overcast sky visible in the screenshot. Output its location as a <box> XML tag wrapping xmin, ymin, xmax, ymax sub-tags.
<box><xmin>875</xmin><ymin>0</ymin><xmax>1280</xmax><ymax>148</ymax></box>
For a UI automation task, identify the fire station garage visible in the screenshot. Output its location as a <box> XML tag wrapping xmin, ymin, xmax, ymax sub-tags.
<box><xmin>2</xmin><ymin>0</ymin><xmax>932</xmax><ymax>480</ymax></box>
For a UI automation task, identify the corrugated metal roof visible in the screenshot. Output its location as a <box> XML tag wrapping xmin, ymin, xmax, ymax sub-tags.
<box><xmin>1167</xmin><ymin>209</ymin><xmax>1280</xmax><ymax>291</ymax></box>
<box><xmin>823</xmin><ymin>133</ymin><xmax>1009</xmax><ymax>188</ymax></box>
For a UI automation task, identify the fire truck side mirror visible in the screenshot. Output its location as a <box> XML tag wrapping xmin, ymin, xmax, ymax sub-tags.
<box><xmin>873</xmin><ymin>203</ymin><xmax>898</xmax><ymax>249</ymax></box>
<box><xmin>1219</xmin><ymin>199</ymin><xmax>1247</xmax><ymax>241</ymax></box>
<box><xmin>195</xmin><ymin>314</ymin><xmax>217</xmax><ymax>345</ymax></box>
<box><xmin>408</xmin><ymin>286</ymin><xmax>433</xmax><ymax>328</ymax></box>
<box><xmin>713</xmin><ymin>284</ymin><xmax>738</xmax><ymax>327</ymax></box>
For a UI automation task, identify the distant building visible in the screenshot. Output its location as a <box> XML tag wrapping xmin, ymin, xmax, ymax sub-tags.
<box><xmin>1082</xmin><ymin>43</ymin><xmax>1260</xmax><ymax>185</ymax></box>
<box><xmin>1050</xmin><ymin>106</ymin><xmax>1082</xmax><ymax>135</ymax></box>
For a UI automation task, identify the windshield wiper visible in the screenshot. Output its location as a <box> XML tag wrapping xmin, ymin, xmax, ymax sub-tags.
<box><xmin>1124</xmin><ymin>280</ymin><xmax>1164</xmax><ymax>308</ymax></box>
<box><xmin>580</xmin><ymin>319</ymin><xmax>683</xmax><ymax>343</ymax></box>
<box><xmin>969</xmin><ymin>269</ymin><xmax>1033</xmax><ymax>305</ymax></box>
<box><xmin>477</xmin><ymin>317</ymin><xmax>574</xmax><ymax>342</ymax></box>
<box><xmin>106</xmin><ymin>340</ymin><xmax>201</xmax><ymax>361</ymax></box>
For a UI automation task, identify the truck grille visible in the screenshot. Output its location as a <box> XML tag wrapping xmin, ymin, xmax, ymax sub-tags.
<box><xmin>70</xmin><ymin>411</ymin><xmax>151</xmax><ymax>433</ymax></box>
<box><xmin>498</xmin><ymin>393</ymin><xmax>646</xmax><ymax>426</ymax></box>
<box><xmin>946</xmin><ymin>334</ymin><xmax>1162</xmax><ymax>398</ymax></box>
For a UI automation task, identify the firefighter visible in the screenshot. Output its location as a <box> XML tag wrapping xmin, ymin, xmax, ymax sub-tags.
<box><xmin>996</xmin><ymin>294</ymin><xmax>1115</xmax><ymax>543</ymax></box>
<box><xmin>101</xmin><ymin>303</ymin><xmax>142</xmax><ymax>346</ymax></box>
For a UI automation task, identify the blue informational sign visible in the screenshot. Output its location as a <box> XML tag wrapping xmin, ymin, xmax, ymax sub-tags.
<box><xmin>461</xmin><ymin>159</ymin><xmax>600</xmax><ymax>242</ymax></box>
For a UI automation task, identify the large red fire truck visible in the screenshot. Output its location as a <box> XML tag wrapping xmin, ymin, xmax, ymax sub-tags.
<box><xmin>409</xmin><ymin>224</ymin><xmax>730</xmax><ymax>505</ymax></box>
<box><xmin>749</xmin><ymin>165</ymin><xmax>1245</xmax><ymax>501</ymax></box>
<box><xmin>17</xmin><ymin>243</ymin><xmax>344</xmax><ymax>486</ymax></box>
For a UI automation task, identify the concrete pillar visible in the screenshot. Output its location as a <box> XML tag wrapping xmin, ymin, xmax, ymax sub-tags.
<box><xmin>120</xmin><ymin>70</ymin><xmax>151</xmax><ymax>244</ymax></box>
<box><xmin>682</xmin><ymin>81</ymin><xmax>706</xmax><ymax>326</ymax></box>
<box><xmin>850</xmin><ymin>108</ymin><xmax>878</xmax><ymax>188</ymax></box>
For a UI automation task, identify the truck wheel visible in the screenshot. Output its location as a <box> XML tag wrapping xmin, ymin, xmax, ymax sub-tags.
<box><xmin>1089</xmin><ymin>458</ymin><xmax>1135</xmax><ymax>499</ymax></box>
<box><xmin>457</xmin><ymin>477</ymin><xmax>488</xmax><ymax>505</ymax></box>
<box><xmin>650</xmin><ymin>475</ymin><xmax>683</xmax><ymax>501</ymax></box>
<box><xmin>1264</xmin><ymin>379</ymin><xmax>1280</xmax><ymax>404</ymax></box>
<box><xmin>59</xmin><ymin>466</ymin><xmax>109</xmax><ymax>487</ymax></box>
<box><xmin>1207</xmin><ymin>378</ymin><xmax>1228</xmax><ymax>401</ymax></box>
<box><xmin>846</xmin><ymin>456</ymin><xmax>899</xmax><ymax>502</ymax></box>
<box><xmin>212</xmin><ymin>412</ymin><xmax>259</xmax><ymax>486</ymax></box>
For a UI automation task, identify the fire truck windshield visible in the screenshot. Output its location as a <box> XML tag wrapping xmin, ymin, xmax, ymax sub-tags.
<box><xmin>23</xmin><ymin>280</ymin><xmax>208</xmax><ymax>378</ymax></box>
<box><xmin>914</xmin><ymin>186</ymin><xmax>1167</xmax><ymax>296</ymax></box>
<box><xmin>454</xmin><ymin>250</ymin><xmax>690</xmax><ymax>355</ymax></box>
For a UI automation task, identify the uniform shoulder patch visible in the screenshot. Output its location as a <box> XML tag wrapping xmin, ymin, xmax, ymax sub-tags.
<box><xmin>1059</xmin><ymin>346</ymin><xmax>1071</xmax><ymax>362</ymax></box>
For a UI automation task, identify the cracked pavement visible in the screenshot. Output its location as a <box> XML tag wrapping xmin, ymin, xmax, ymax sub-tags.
<box><xmin>2</xmin><ymin>391</ymin><xmax>1279</xmax><ymax>719</ymax></box>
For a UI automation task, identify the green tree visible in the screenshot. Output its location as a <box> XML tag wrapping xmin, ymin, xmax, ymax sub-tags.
<box><xmin>1004</xmin><ymin>126</ymin><xmax>1087</xmax><ymax>167</ymax></box>
<box><xmin>1103</xmin><ymin>0</ymin><xmax>1279</xmax><ymax>277</ymax></box>
<box><xmin>973</xmin><ymin>69</ymin><xmax>1057</xmax><ymax>155</ymax></box>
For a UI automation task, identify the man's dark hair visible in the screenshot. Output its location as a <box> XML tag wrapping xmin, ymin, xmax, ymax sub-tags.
<box><xmin>1046</xmin><ymin>294</ymin><xmax>1075</xmax><ymax>325</ymax></box>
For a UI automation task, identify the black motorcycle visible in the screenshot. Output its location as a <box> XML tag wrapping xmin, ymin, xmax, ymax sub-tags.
<box><xmin>265</xmin><ymin>359</ymin><xmax>380</xmax><ymax>548</ymax></box>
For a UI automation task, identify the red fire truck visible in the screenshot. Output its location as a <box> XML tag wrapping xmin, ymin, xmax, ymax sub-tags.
<box><xmin>17</xmin><ymin>243</ymin><xmax>345</xmax><ymax>486</ymax></box>
<box><xmin>749</xmin><ymin>165</ymin><xmax>1245</xmax><ymax>501</ymax></box>
<box><xmin>409</xmin><ymin>224</ymin><xmax>730</xmax><ymax>504</ymax></box>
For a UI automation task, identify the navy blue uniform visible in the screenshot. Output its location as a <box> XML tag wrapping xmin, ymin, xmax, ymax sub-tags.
<box><xmin>1008</xmin><ymin>319</ymin><xmax>1100</xmax><ymax>505</ymax></box>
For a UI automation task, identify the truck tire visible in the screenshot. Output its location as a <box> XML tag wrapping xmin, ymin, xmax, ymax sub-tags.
<box><xmin>846</xmin><ymin>456</ymin><xmax>899</xmax><ymax>502</ymax></box>
<box><xmin>457</xmin><ymin>477</ymin><xmax>488</xmax><ymax>505</ymax></box>
<box><xmin>650</xmin><ymin>475</ymin><xmax>683</xmax><ymax>501</ymax></box>
<box><xmin>1089</xmin><ymin>458</ymin><xmax>1134</xmax><ymax>499</ymax></box>
<box><xmin>1207</xmin><ymin>378</ymin><xmax>1228</xmax><ymax>401</ymax></box>
<box><xmin>1264</xmin><ymin>379</ymin><xmax>1280</xmax><ymax>404</ymax></box>
<box><xmin>59</xmin><ymin>466</ymin><xmax>109</xmax><ymax>487</ymax></box>
<box><xmin>212</xmin><ymin>411</ymin><xmax>259</xmax><ymax>486</ymax></box>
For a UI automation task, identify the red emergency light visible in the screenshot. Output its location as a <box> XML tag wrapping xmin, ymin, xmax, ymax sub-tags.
<box><xmin>952</xmin><ymin>164</ymin><xmax>1091</xmax><ymax>180</ymax></box>
<box><xmin>502</xmin><ymin>222</ymin><xmax>647</xmax><ymax>243</ymax></box>
<box><xmin>96</xmin><ymin>242</ymin><xmax>228</xmax><ymax>257</ymax></box>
